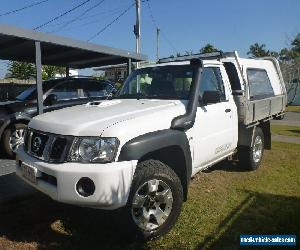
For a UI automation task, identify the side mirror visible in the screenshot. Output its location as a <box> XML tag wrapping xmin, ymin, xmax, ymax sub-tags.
<box><xmin>44</xmin><ymin>94</ymin><xmax>57</xmax><ymax>106</ymax></box>
<box><xmin>202</xmin><ymin>91</ymin><xmax>221</xmax><ymax>105</ymax></box>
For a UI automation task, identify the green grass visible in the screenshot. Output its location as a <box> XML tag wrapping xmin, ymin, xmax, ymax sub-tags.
<box><xmin>286</xmin><ymin>105</ymin><xmax>300</xmax><ymax>113</ymax></box>
<box><xmin>271</xmin><ymin>124</ymin><xmax>300</xmax><ymax>137</ymax></box>
<box><xmin>0</xmin><ymin>142</ymin><xmax>299</xmax><ymax>249</ymax></box>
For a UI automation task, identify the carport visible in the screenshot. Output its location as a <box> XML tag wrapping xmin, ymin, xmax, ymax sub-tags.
<box><xmin>0</xmin><ymin>23</ymin><xmax>147</xmax><ymax>114</ymax></box>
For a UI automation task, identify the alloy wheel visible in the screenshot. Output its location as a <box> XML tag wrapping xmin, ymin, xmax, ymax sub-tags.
<box><xmin>131</xmin><ymin>179</ymin><xmax>173</xmax><ymax>231</ymax></box>
<box><xmin>252</xmin><ymin>135</ymin><xmax>263</xmax><ymax>163</ymax></box>
<box><xmin>9</xmin><ymin>128</ymin><xmax>25</xmax><ymax>153</ymax></box>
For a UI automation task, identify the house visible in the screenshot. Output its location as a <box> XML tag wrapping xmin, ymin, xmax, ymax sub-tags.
<box><xmin>94</xmin><ymin>62</ymin><xmax>155</xmax><ymax>82</ymax></box>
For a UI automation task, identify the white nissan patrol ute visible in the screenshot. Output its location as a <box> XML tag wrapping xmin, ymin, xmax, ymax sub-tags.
<box><xmin>16</xmin><ymin>51</ymin><xmax>286</xmax><ymax>239</ymax></box>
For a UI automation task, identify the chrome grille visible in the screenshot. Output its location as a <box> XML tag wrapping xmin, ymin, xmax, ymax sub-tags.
<box><xmin>26</xmin><ymin>129</ymin><xmax>72</xmax><ymax>163</ymax></box>
<box><xmin>30</xmin><ymin>131</ymin><xmax>49</xmax><ymax>157</ymax></box>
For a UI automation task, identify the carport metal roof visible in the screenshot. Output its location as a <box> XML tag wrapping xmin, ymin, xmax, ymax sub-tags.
<box><xmin>0</xmin><ymin>23</ymin><xmax>147</xmax><ymax>68</ymax></box>
<box><xmin>0</xmin><ymin>23</ymin><xmax>147</xmax><ymax>114</ymax></box>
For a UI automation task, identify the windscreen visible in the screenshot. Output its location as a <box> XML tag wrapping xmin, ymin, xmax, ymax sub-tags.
<box><xmin>116</xmin><ymin>65</ymin><xmax>194</xmax><ymax>100</ymax></box>
<box><xmin>15</xmin><ymin>79</ymin><xmax>74</xmax><ymax>101</ymax></box>
<box><xmin>16</xmin><ymin>85</ymin><xmax>36</xmax><ymax>101</ymax></box>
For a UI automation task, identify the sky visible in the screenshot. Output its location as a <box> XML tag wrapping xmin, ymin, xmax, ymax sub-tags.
<box><xmin>0</xmin><ymin>0</ymin><xmax>299</xmax><ymax>78</ymax></box>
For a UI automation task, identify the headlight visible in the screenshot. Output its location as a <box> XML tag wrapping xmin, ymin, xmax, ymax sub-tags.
<box><xmin>68</xmin><ymin>137</ymin><xmax>119</xmax><ymax>163</ymax></box>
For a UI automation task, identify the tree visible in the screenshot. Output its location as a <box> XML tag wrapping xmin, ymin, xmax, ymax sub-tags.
<box><xmin>42</xmin><ymin>65</ymin><xmax>66</xmax><ymax>80</ymax></box>
<box><xmin>277</xmin><ymin>34</ymin><xmax>300</xmax><ymax>104</ymax></box>
<box><xmin>291</xmin><ymin>33</ymin><xmax>300</xmax><ymax>59</ymax></box>
<box><xmin>6</xmin><ymin>61</ymin><xmax>67</xmax><ymax>80</ymax></box>
<box><xmin>247</xmin><ymin>43</ymin><xmax>278</xmax><ymax>58</ymax></box>
<box><xmin>279</xmin><ymin>48</ymin><xmax>292</xmax><ymax>61</ymax></box>
<box><xmin>6</xmin><ymin>61</ymin><xmax>35</xmax><ymax>79</ymax></box>
<box><xmin>199</xmin><ymin>44</ymin><xmax>219</xmax><ymax>54</ymax></box>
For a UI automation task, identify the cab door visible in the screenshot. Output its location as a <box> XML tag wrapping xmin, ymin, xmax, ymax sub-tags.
<box><xmin>191</xmin><ymin>65</ymin><xmax>235</xmax><ymax>170</ymax></box>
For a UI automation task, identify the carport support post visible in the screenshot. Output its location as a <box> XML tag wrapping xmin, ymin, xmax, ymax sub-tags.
<box><xmin>35</xmin><ymin>41</ymin><xmax>43</xmax><ymax>115</ymax></box>
<box><xmin>127</xmin><ymin>58</ymin><xmax>131</xmax><ymax>77</ymax></box>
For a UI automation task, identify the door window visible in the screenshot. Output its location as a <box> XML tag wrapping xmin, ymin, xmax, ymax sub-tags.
<box><xmin>199</xmin><ymin>67</ymin><xmax>226</xmax><ymax>101</ymax></box>
<box><xmin>81</xmin><ymin>80</ymin><xmax>109</xmax><ymax>97</ymax></box>
<box><xmin>48</xmin><ymin>80</ymin><xmax>80</xmax><ymax>100</ymax></box>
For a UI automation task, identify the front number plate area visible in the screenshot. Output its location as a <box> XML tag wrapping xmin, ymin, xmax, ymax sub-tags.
<box><xmin>21</xmin><ymin>163</ymin><xmax>37</xmax><ymax>184</ymax></box>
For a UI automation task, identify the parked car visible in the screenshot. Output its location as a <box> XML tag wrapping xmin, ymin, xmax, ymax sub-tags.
<box><xmin>16</xmin><ymin>52</ymin><xmax>286</xmax><ymax>240</ymax></box>
<box><xmin>0</xmin><ymin>77</ymin><xmax>116</xmax><ymax>157</ymax></box>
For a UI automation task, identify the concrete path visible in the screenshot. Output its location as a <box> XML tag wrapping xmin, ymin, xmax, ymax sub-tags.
<box><xmin>271</xmin><ymin>111</ymin><xmax>300</xmax><ymax>144</ymax></box>
<box><xmin>271</xmin><ymin>112</ymin><xmax>300</xmax><ymax>126</ymax></box>
<box><xmin>0</xmin><ymin>159</ymin><xmax>15</xmax><ymax>176</ymax></box>
<box><xmin>272</xmin><ymin>134</ymin><xmax>300</xmax><ymax>144</ymax></box>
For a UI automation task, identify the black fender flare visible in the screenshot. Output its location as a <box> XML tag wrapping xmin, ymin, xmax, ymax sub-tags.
<box><xmin>118</xmin><ymin>129</ymin><xmax>193</xmax><ymax>192</ymax></box>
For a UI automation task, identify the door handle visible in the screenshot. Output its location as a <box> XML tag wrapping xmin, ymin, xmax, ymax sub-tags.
<box><xmin>225</xmin><ymin>108</ymin><xmax>231</xmax><ymax>113</ymax></box>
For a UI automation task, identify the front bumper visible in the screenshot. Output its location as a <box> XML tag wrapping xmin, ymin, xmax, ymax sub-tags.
<box><xmin>16</xmin><ymin>146</ymin><xmax>137</xmax><ymax>210</ymax></box>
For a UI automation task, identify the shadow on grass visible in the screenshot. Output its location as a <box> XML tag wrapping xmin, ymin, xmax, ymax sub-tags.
<box><xmin>197</xmin><ymin>191</ymin><xmax>300</xmax><ymax>250</ymax></box>
<box><xmin>0</xmin><ymin>193</ymin><xmax>149</xmax><ymax>250</ymax></box>
<box><xmin>288</xmin><ymin>129</ymin><xmax>300</xmax><ymax>134</ymax></box>
<box><xmin>203</xmin><ymin>160</ymin><xmax>248</xmax><ymax>173</ymax></box>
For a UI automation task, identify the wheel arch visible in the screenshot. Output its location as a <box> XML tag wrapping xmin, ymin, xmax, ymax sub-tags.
<box><xmin>237</xmin><ymin>121</ymin><xmax>270</xmax><ymax>150</ymax></box>
<box><xmin>118</xmin><ymin>129</ymin><xmax>192</xmax><ymax>201</ymax></box>
<box><xmin>258</xmin><ymin>121</ymin><xmax>271</xmax><ymax>150</ymax></box>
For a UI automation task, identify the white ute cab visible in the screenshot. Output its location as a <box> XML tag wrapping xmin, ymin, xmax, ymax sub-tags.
<box><xmin>16</xmin><ymin>51</ymin><xmax>286</xmax><ymax>239</ymax></box>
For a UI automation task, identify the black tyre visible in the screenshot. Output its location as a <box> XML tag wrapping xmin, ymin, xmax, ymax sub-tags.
<box><xmin>124</xmin><ymin>159</ymin><xmax>183</xmax><ymax>240</ymax></box>
<box><xmin>2</xmin><ymin>123</ymin><xmax>27</xmax><ymax>158</ymax></box>
<box><xmin>238</xmin><ymin>127</ymin><xmax>264</xmax><ymax>171</ymax></box>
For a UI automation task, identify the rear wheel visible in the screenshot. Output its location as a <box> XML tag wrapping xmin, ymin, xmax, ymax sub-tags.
<box><xmin>124</xmin><ymin>159</ymin><xmax>183</xmax><ymax>240</ymax></box>
<box><xmin>238</xmin><ymin>127</ymin><xmax>264</xmax><ymax>170</ymax></box>
<box><xmin>2</xmin><ymin>123</ymin><xmax>27</xmax><ymax>158</ymax></box>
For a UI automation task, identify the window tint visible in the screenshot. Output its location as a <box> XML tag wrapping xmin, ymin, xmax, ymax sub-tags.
<box><xmin>81</xmin><ymin>80</ymin><xmax>109</xmax><ymax>97</ymax></box>
<box><xmin>48</xmin><ymin>80</ymin><xmax>80</xmax><ymax>100</ymax></box>
<box><xmin>247</xmin><ymin>69</ymin><xmax>274</xmax><ymax>99</ymax></box>
<box><xmin>199</xmin><ymin>67</ymin><xmax>226</xmax><ymax>101</ymax></box>
<box><xmin>117</xmin><ymin>65</ymin><xmax>193</xmax><ymax>100</ymax></box>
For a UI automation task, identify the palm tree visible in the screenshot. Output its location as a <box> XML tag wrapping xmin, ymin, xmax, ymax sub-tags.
<box><xmin>247</xmin><ymin>43</ymin><xmax>271</xmax><ymax>58</ymax></box>
<box><xmin>199</xmin><ymin>44</ymin><xmax>219</xmax><ymax>54</ymax></box>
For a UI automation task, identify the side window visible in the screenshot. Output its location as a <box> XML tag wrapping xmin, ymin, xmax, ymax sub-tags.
<box><xmin>48</xmin><ymin>81</ymin><xmax>80</xmax><ymax>100</ymax></box>
<box><xmin>81</xmin><ymin>81</ymin><xmax>107</xmax><ymax>97</ymax></box>
<box><xmin>247</xmin><ymin>69</ymin><xmax>274</xmax><ymax>99</ymax></box>
<box><xmin>199</xmin><ymin>67</ymin><xmax>226</xmax><ymax>102</ymax></box>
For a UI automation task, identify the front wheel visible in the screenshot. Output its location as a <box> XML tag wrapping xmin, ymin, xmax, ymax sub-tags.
<box><xmin>238</xmin><ymin>127</ymin><xmax>264</xmax><ymax>171</ymax></box>
<box><xmin>124</xmin><ymin>160</ymin><xmax>183</xmax><ymax>240</ymax></box>
<box><xmin>2</xmin><ymin>123</ymin><xmax>27</xmax><ymax>158</ymax></box>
